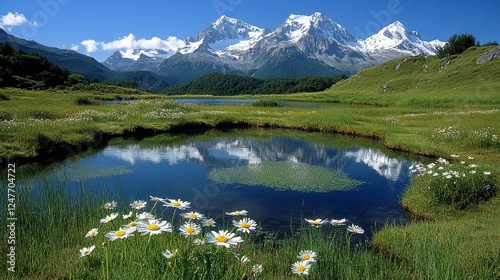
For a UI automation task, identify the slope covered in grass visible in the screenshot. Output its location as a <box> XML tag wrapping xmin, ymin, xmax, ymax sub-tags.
<box><xmin>292</xmin><ymin>46</ymin><xmax>500</xmax><ymax>107</ymax></box>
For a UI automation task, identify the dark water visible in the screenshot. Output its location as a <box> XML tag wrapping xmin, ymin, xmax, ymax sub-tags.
<box><xmin>25</xmin><ymin>129</ymin><xmax>421</xmax><ymax>235</ymax></box>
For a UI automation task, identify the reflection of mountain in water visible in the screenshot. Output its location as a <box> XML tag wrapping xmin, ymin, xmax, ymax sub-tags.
<box><xmin>103</xmin><ymin>136</ymin><xmax>411</xmax><ymax>181</ymax></box>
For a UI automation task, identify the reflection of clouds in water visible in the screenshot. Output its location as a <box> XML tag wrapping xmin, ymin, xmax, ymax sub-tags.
<box><xmin>344</xmin><ymin>148</ymin><xmax>405</xmax><ymax>181</ymax></box>
<box><xmin>103</xmin><ymin>145</ymin><xmax>204</xmax><ymax>165</ymax></box>
<box><xmin>210</xmin><ymin>140</ymin><xmax>262</xmax><ymax>164</ymax></box>
<box><xmin>102</xmin><ymin>139</ymin><xmax>412</xmax><ymax>183</ymax></box>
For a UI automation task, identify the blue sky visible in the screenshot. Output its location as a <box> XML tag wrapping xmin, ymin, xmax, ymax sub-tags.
<box><xmin>1</xmin><ymin>0</ymin><xmax>499</xmax><ymax>62</ymax></box>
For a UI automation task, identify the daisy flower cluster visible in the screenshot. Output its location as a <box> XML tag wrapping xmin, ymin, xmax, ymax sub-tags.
<box><xmin>78</xmin><ymin>196</ymin><xmax>266</xmax><ymax>276</ymax></box>
<box><xmin>292</xmin><ymin>250</ymin><xmax>317</xmax><ymax>275</ymax></box>
<box><xmin>304</xmin><ymin>218</ymin><xmax>365</xmax><ymax>235</ymax></box>
<box><xmin>409</xmin><ymin>155</ymin><xmax>496</xmax><ymax>209</ymax></box>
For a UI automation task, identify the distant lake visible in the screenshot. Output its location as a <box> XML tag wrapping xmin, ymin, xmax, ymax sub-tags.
<box><xmin>23</xmin><ymin>129</ymin><xmax>422</xmax><ymax>235</ymax></box>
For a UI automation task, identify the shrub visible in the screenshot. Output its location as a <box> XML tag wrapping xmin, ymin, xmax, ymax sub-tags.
<box><xmin>251</xmin><ymin>100</ymin><xmax>281</xmax><ymax>107</ymax></box>
<box><xmin>435</xmin><ymin>33</ymin><xmax>478</xmax><ymax>58</ymax></box>
<box><xmin>409</xmin><ymin>157</ymin><xmax>496</xmax><ymax>209</ymax></box>
<box><xmin>76</xmin><ymin>96</ymin><xmax>99</xmax><ymax>106</ymax></box>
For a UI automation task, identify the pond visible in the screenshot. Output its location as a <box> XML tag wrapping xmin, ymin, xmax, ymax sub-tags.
<box><xmin>24</xmin><ymin>129</ymin><xmax>422</xmax><ymax>235</ymax></box>
<box><xmin>103</xmin><ymin>98</ymin><xmax>330</xmax><ymax>108</ymax></box>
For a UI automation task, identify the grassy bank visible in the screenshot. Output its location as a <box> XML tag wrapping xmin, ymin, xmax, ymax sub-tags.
<box><xmin>1</xmin><ymin>46</ymin><xmax>499</xmax><ymax>279</ymax></box>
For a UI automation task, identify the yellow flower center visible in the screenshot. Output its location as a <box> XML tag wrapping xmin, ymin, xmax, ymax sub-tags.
<box><xmin>129</xmin><ymin>221</ymin><xmax>137</xmax><ymax>227</ymax></box>
<box><xmin>240</xmin><ymin>222</ymin><xmax>250</xmax><ymax>228</ymax></box>
<box><xmin>83</xmin><ymin>249</ymin><xmax>90</xmax><ymax>255</ymax></box>
<box><xmin>215</xmin><ymin>235</ymin><xmax>228</xmax><ymax>243</ymax></box>
<box><xmin>303</xmin><ymin>254</ymin><xmax>310</xmax><ymax>260</ymax></box>
<box><xmin>186</xmin><ymin>227</ymin><xmax>195</xmax><ymax>234</ymax></box>
<box><xmin>172</xmin><ymin>201</ymin><xmax>181</xmax><ymax>207</ymax></box>
<box><xmin>297</xmin><ymin>265</ymin><xmax>307</xmax><ymax>272</ymax></box>
<box><xmin>234</xmin><ymin>211</ymin><xmax>241</xmax><ymax>215</ymax></box>
<box><xmin>189</xmin><ymin>213</ymin><xmax>197</xmax><ymax>219</ymax></box>
<box><xmin>147</xmin><ymin>224</ymin><xmax>160</xmax><ymax>231</ymax></box>
<box><xmin>115</xmin><ymin>230</ymin><xmax>126</xmax><ymax>236</ymax></box>
<box><xmin>135</xmin><ymin>203</ymin><xmax>142</xmax><ymax>207</ymax></box>
<box><xmin>312</xmin><ymin>220</ymin><xmax>319</xmax><ymax>225</ymax></box>
<box><xmin>353</xmin><ymin>229</ymin><xmax>358</xmax><ymax>233</ymax></box>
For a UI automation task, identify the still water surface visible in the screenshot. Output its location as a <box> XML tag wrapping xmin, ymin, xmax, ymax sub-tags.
<box><xmin>27</xmin><ymin>129</ymin><xmax>421</xmax><ymax>235</ymax></box>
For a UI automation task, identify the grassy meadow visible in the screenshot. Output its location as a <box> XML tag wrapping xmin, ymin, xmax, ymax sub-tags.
<box><xmin>1</xmin><ymin>46</ymin><xmax>499</xmax><ymax>279</ymax></box>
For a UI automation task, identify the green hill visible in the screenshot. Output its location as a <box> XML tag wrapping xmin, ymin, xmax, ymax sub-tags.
<box><xmin>300</xmin><ymin>46</ymin><xmax>500</xmax><ymax>107</ymax></box>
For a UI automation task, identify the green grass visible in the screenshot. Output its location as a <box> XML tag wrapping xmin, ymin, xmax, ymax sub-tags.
<box><xmin>1</xmin><ymin>46</ymin><xmax>499</xmax><ymax>279</ymax></box>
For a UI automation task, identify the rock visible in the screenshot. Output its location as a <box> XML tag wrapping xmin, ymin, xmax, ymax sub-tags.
<box><xmin>476</xmin><ymin>47</ymin><xmax>500</xmax><ymax>65</ymax></box>
<box><xmin>441</xmin><ymin>58</ymin><xmax>451</xmax><ymax>68</ymax></box>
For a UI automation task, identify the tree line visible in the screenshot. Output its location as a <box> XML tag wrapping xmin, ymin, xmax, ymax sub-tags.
<box><xmin>162</xmin><ymin>73</ymin><xmax>348</xmax><ymax>96</ymax></box>
<box><xmin>435</xmin><ymin>33</ymin><xmax>498</xmax><ymax>58</ymax></box>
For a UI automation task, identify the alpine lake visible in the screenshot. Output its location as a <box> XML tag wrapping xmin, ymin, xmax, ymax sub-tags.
<box><xmin>20</xmin><ymin>125</ymin><xmax>427</xmax><ymax>236</ymax></box>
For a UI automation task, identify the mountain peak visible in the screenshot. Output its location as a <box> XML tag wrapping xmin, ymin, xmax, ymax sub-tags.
<box><xmin>212</xmin><ymin>15</ymin><xmax>239</xmax><ymax>27</ymax></box>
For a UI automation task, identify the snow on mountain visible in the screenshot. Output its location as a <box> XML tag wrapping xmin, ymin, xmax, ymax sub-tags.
<box><xmin>103</xmin><ymin>13</ymin><xmax>444</xmax><ymax>80</ymax></box>
<box><xmin>360</xmin><ymin>21</ymin><xmax>444</xmax><ymax>59</ymax></box>
<box><xmin>178</xmin><ymin>15</ymin><xmax>265</xmax><ymax>56</ymax></box>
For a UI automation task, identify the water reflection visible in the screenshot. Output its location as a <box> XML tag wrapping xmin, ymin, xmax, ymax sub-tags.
<box><xmin>29</xmin><ymin>130</ymin><xmax>420</xmax><ymax>235</ymax></box>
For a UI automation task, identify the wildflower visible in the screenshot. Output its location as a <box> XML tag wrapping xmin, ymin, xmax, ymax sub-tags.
<box><xmin>126</xmin><ymin>220</ymin><xmax>138</xmax><ymax>231</ymax></box>
<box><xmin>469</xmin><ymin>164</ymin><xmax>478</xmax><ymax>168</ymax></box>
<box><xmin>450</xmin><ymin>154</ymin><xmax>460</xmax><ymax>158</ymax></box>
<box><xmin>104</xmin><ymin>201</ymin><xmax>117</xmax><ymax>209</ymax></box>
<box><xmin>468</xmin><ymin>156</ymin><xmax>474</xmax><ymax>160</ymax></box>
<box><xmin>484</xmin><ymin>171</ymin><xmax>491</xmax><ymax>175</ymax></box>
<box><xmin>207</xmin><ymin>230</ymin><xmax>243</xmax><ymax>248</ymax></box>
<box><xmin>149</xmin><ymin>196</ymin><xmax>164</xmax><ymax>203</ymax></box>
<box><xmin>226</xmin><ymin>210</ymin><xmax>248</xmax><ymax>217</ymax></box>
<box><xmin>181</xmin><ymin>211</ymin><xmax>205</xmax><ymax>221</ymax></box>
<box><xmin>100</xmin><ymin>213</ymin><xmax>118</xmax><ymax>223</ymax></box>
<box><xmin>470</xmin><ymin>170</ymin><xmax>477</xmax><ymax>174</ymax></box>
<box><xmin>202</xmin><ymin>218</ymin><xmax>216</xmax><ymax>227</ymax></box>
<box><xmin>239</xmin><ymin>255</ymin><xmax>250</xmax><ymax>265</ymax></box>
<box><xmin>252</xmin><ymin>264</ymin><xmax>264</xmax><ymax>275</ymax></box>
<box><xmin>330</xmin><ymin>218</ymin><xmax>347</xmax><ymax>226</ymax></box>
<box><xmin>79</xmin><ymin>245</ymin><xmax>95</xmax><ymax>258</ymax></box>
<box><xmin>347</xmin><ymin>224</ymin><xmax>365</xmax><ymax>234</ymax></box>
<box><xmin>137</xmin><ymin>219</ymin><xmax>172</xmax><ymax>236</ymax></box>
<box><xmin>162</xmin><ymin>249</ymin><xmax>179</xmax><ymax>259</ymax></box>
<box><xmin>85</xmin><ymin>228</ymin><xmax>99</xmax><ymax>238</ymax></box>
<box><xmin>106</xmin><ymin>227</ymin><xmax>136</xmax><ymax>241</ymax></box>
<box><xmin>194</xmin><ymin>238</ymin><xmax>205</xmax><ymax>246</ymax></box>
<box><xmin>123</xmin><ymin>211</ymin><xmax>133</xmax><ymax>219</ymax></box>
<box><xmin>130</xmin><ymin>200</ymin><xmax>147</xmax><ymax>210</ymax></box>
<box><xmin>304</xmin><ymin>218</ymin><xmax>327</xmax><ymax>227</ymax></box>
<box><xmin>298</xmin><ymin>250</ymin><xmax>317</xmax><ymax>262</ymax></box>
<box><xmin>136</xmin><ymin>212</ymin><xmax>155</xmax><ymax>221</ymax></box>
<box><xmin>163</xmin><ymin>198</ymin><xmax>191</xmax><ymax>210</ymax></box>
<box><xmin>179</xmin><ymin>222</ymin><xmax>201</xmax><ymax>237</ymax></box>
<box><xmin>292</xmin><ymin>260</ymin><xmax>311</xmax><ymax>275</ymax></box>
<box><xmin>233</xmin><ymin>218</ymin><xmax>257</xmax><ymax>233</ymax></box>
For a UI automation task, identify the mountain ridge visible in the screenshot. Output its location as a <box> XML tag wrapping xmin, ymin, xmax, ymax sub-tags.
<box><xmin>103</xmin><ymin>12</ymin><xmax>444</xmax><ymax>83</ymax></box>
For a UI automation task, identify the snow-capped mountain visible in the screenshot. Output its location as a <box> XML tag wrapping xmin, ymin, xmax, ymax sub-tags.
<box><xmin>102</xmin><ymin>13</ymin><xmax>444</xmax><ymax>83</ymax></box>
<box><xmin>359</xmin><ymin>21</ymin><xmax>443</xmax><ymax>61</ymax></box>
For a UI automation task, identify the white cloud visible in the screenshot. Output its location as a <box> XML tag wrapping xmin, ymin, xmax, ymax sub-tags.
<box><xmin>0</xmin><ymin>12</ymin><xmax>29</xmax><ymax>29</ymax></box>
<box><xmin>70</xmin><ymin>44</ymin><xmax>79</xmax><ymax>51</ymax></box>
<box><xmin>79</xmin><ymin>33</ymin><xmax>185</xmax><ymax>58</ymax></box>
<box><xmin>81</xmin><ymin>39</ymin><xmax>100</xmax><ymax>53</ymax></box>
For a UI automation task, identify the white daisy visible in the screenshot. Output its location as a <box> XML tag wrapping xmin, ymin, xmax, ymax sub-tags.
<box><xmin>225</xmin><ymin>210</ymin><xmax>248</xmax><ymax>217</ymax></box>
<box><xmin>330</xmin><ymin>218</ymin><xmax>347</xmax><ymax>226</ymax></box>
<box><xmin>149</xmin><ymin>196</ymin><xmax>164</xmax><ymax>203</ymax></box>
<box><xmin>137</xmin><ymin>219</ymin><xmax>172</xmax><ymax>236</ymax></box>
<box><xmin>163</xmin><ymin>198</ymin><xmax>191</xmax><ymax>210</ymax></box>
<box><xmin>103</xmin><ymin>201</ymin><xmax>117</xmax><ymax>209</ymax></box>
<box><xmin>122</xmin><ymin>211</ymin><xmax>133</xmax><ymax>219</ymax></box>
<box><xmin>298</xmin><ymin>250</ymin><xmax>317</xmax><ymax>262</ymax></box>
<box><xmin>347</xmin><ymin>224</ymin><xmax>365</xmax><ymax>234</ymax></box>
<box><xmin>130</xmin><ymin>200</ymin><xmax>147</xmax><ymax>210</ymax></box>
<box><xmin>136</xmin><ymin>211</ymin><xmax>155</xmax><ymax>221</ymax></box>
<box><xmin>202</xmin><ymin>218</ymin><xmax>216</xmax><ymax>227</ymax></box>
<box><xmin>233</xmin><ymin>218</ymin><xmax>257</xmax><ymax>233</ymax></box>
<box><xmin>292</xmin><ymin>260</ymin><xmax>311</xmax><ymax>275</ymax></box>
<box><xmin>239</xmin><ymin>255</ymin><xmax>250</xmax><ymax>265</ymax></box>
<box><xmin>180</xmin><ymin>211</ymin><xmax>205</xmax><ymax>221</ymax></box>
<box><xmin>252</xmin><ymin>264</ymin><xmax>264</xmax><ymax>275</ymax></box>
<box><xmin>85</xmin><ymin>228</ymin><xmax>99</xmax><ymax>238</ymax></box>
<box><xmin>304</xmin><ymin>218</ymin><xmax>327</xmax><ymax>227</ymax></box>
<box><xmin>484</xmin><ymin>171</ymin><xmax>492</xmax><ymax>175</ymax></box>
<box><xmin>100</xmin><ymin>213</ymin><xmax>118</xmax><ymax>223</ymax></box>
<box><xmin>179</xmin><ymin>222</ymin><xmax>201</xmax><ymax>237</ymax></box>
<box><xmin>79</xmin><ymin>245</ymin><xmax>95</xmax><ymax>258</ymax></box>
<box><xmin>194</xmin><ymin>238</ymin><xmax>205</xmax><ymax>246</ymax></box>
<box><xmin>162</xmin><ymin>249</ymin><xmax>179</xmax><ymax>259</ymax></box>
<box><xmin>207</xmin><ymin>230</ymin><xmax>243</xmax><ymax>248</ymax></box>
<box><xmin>105</xmin><ymin>227</ymin><xmax>136</xmax><ymax>241</ymax></box>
